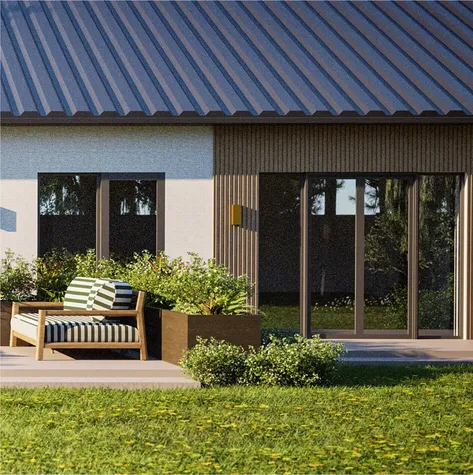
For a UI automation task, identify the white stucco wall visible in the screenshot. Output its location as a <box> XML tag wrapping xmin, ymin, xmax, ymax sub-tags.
<box><xmin>0</xmin><ymin>126</ymin><xmax>214</xmax><ymax>260</ymax></box>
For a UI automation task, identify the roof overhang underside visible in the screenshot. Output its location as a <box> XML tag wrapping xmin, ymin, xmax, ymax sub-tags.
<box><xmin>1</xmin><ymin>1</ymin><xmax>473</xmax><ymax>122</ymax></box>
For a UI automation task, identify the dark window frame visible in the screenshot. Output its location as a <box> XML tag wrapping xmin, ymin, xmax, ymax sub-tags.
<box><xmin>38</xmin><ymin>172</ymin><xmax>165</xmax><ymax>258</ymax></box>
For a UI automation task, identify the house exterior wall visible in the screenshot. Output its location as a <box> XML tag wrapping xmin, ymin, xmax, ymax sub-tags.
<box><xmin>0</xmin><ymin>126</ymin><xmax>214</xmax><ymax>260</ymax></box>
<box><xmin>213</xmin><ymin>124</ymin><xmax>473</xmax><ymax>337</ymax></box>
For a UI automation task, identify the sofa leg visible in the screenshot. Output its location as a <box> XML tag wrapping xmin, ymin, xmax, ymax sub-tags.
<box><xmin>9</xmin><ymin>332</ymin><xmax>17</xmax><ymax>347</ymax></box>
<box><xmin>36</xmin><ymin>343</ymin><xmax>44</xmax><ymax>361</ymax></box>
<box><xmin>140</xmin><ymin>343</ymin><xmax>148</xmax><ymax>361</ymax></box>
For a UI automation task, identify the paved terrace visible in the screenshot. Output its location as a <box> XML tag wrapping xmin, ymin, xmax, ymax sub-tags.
<box><xmin>332</xmin><ymin>339</ymin><xmax>473</xmax><ymax>365</ymax></box>
<box><xmin>0</xmin><ymin>347</ymin><xmax>200</xmax><ymax>389</ymax></box>
<box><xmin>1</xmin><ymin>340</ymin><xmax>472</xmax><ymax>389</ymax></box>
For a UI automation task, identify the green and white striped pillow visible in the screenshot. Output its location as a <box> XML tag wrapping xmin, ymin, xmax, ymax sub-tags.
<box><xmin>64</xmin><ymin>277</ymin><xmax>133</xmax><ymax>314</ymax></box>
<box><xmin>63</xmin><ymin>277</ymin><xmax>99</xmax><ymax>311</ymax></box>
<box><xmin>87</xmin><ymin>278</ymin><xmax>133</xmax><ymax>311</ymax></box>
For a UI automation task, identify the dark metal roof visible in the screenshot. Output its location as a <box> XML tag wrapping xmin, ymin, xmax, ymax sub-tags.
<box><xmin>1</xmin><ymin>1</ymin><xmax>473</xmax><ymax>120</ymax></box>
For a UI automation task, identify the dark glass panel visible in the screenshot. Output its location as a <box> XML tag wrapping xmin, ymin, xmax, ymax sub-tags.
<box><xmin>39</xmin><ymin>175</ymin><xmax>96</xmax><ymax>255</ymax></box>
<box><xmin>109</xmin><ymin>180</ymin><xmax>156</xmax><ymax>259</ymax></box>
<box><xmin>311</xmin><ymin>178</ymin><xmax>356</xmax><ymax>330</ymax></box>
<box><xmin>419</xmin><ymin>175</ymin><xmax>460</xmax><ymax>332</ymax></box>
<box><xmin>259</xmin><ymin>174</ymin><xmax>300</xmax><ymax>333</ymax></box>
<box><xmin>364</xmin><ymin>178</ymin><xmax>409</xmax><ymax>330</ymax></box>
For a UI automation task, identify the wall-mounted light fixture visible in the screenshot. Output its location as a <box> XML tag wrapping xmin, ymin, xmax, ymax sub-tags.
<box><xmin>231</xmin><ymin>204</ymin><xmax>242</xmax><ymax>226</ymax></box>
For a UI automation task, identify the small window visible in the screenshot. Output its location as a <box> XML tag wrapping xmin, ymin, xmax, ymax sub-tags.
<box><xmin>39</xmin><ymin>173</ymin><xmax>164</xmax><ymax>258</ymax></box>
<box><xmin>39</xmin><ymin>175</ymin><xmax>97</xmax><ymax>255</ymax></box>
<box><xmin>109</xmin><ymin>179</ymin><xmax>157</xmax><ymax>259</ymax></box>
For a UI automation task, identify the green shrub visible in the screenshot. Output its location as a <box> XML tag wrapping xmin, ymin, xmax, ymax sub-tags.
<box><xmin>244</xmin><ymin>335</ymin><xmax>344</xmax><ymax>387</ymax></box>
<box><xmin>74</xmin><ymin>249</ymin><xmax>125</xmax><ymax>280</ymax></box>
<box><xmin>160</xmin><ymin>253</ymin><xmax>252</xmax><ymax>315</ymax></box>
<box><xmin>0</xmin><ymin>250</ymin><xmax>35</xmax><ymax>301</ymax></box>
<box><xmin>179</xmin><ymin>337</ymin><xmax>247</xmax><ymax>387</ymax></box>
<box><xmin>121</xmin><ymin>252</ymin><xmax>175</xmax><ymax>307</ymax></box>
<box><xmin>180</xmin><ymin>335</ymin><xmax>344</xmax><ymax>388</ymax></box>
<box><xmin>35</xmin><ymin>249</ymin><xmax>78</xmax><ymax>301</ymax></box>
<box><xmin>125</xmin><ymin>252</ymin><xmax>253</xmax><ymax>315</ymax></box>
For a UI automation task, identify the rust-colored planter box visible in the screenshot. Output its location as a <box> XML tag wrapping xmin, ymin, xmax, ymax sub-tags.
<box><xmin>161</xmin><ymin>310</ymin><xmax>261</xmax><ymax>365</ymax></box>
<box><xmin>0</xmin><ymin>301</ymin><xmax>12</xmax><ymax>346</ymax></box>
<box><xmin>1</xmin><ymin>301</ymin><xmax>30</xmax><ymax>347</ymax></box>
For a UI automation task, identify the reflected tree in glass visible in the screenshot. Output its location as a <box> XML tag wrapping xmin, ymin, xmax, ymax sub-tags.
<box><xmin>39</xmin><ymin>175</ymin><xmax>96</xmax><ymax>255</ymax></box>
<box><xmin>364</xmin><ymin>179</ymin><xmax>409</xmax><ymax>330</ymax></box>
<box><xmin>419</xmin><ymin>176</ymin><xmax>459</xmax><ymax>331</ymax></box>
<box><xmin>109</xmin><ymin>180</ymin><xmax>157</xmax><ymax>259</ymax></box>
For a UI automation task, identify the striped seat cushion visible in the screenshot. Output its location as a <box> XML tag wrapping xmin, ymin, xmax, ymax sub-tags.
<box><xmin>64</xmin><ymin>277</ymin><xmax>133</xmax><ymax>312</ymax></box>
<box><xmin>10</xmin><ymin>312</ymin><xmax>139</xmax><ymax>343</ymax></box>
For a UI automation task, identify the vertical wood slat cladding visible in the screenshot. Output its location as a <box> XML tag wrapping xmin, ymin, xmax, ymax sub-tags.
<box><xmin>214</xmin><ymin>124</ymin><xmax>473</xmax><ymax>305</ymax></box>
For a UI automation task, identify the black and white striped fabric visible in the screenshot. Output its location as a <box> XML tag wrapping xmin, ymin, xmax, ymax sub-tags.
<box><xmin>11</xmin><ymin>277</ymin><xmax>137</xmax><ymax>343</ymax></box>
<box><xmin>10</xmin><ymin>312</ymin><xmax>139</xmax><ymax>343</ymax></box>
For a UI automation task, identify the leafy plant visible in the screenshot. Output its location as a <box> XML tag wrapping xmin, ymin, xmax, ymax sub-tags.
<box><xmin>127</xmin><ymin>252</ymin><xmax>254</xmax><ymax>315</ymax></box>
<box><xmin>244</xmin><ymin>335</ymin><xmax>344</xmax><ymax>387</ymax></box>
<box><xmin>35</xmin><ymin>249</ymin><xmax>78</xmax><ymax>301</ymax></box>
<box><xmin>74</xmin><ymin>249</ymin><xmax>125</xmax><ymax>280</ymax></box>
<box><xmin>179</xmin><ymin>337</ymin><xmax>247</xmax><ymax>387</ymax></box>
<box><xmin>0</xmin><ymin>250</ymin><xmax>35</xmax><ymax>301</ymax></box>
<box><xmin>180</xmin><ymin>335</ymin><xmax>344</xmax><ymax>388</ymax></box>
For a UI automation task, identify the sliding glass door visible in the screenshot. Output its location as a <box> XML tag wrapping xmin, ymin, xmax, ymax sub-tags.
<box><xmin>364</xmin><ymin>178</ymin><xmax>410</xmax><ymax>332</ymax></box>
<box><xmin>259</xmin><ymin>174</ymin><xmax>300</xmax><ymax>334</ymax></box>
<box><xmin>259</xmin><ymin>173</ymin><xmax>463</xmax><ymax>338</ymax></box>
<box><xmin>108</xmin><ymin>179</ymin><xmax>158</xmax><ymax>259</ymax></box>
<box><xmin>310</xmin><ymin>178</ymin><xmax>356</xmax><ymax>332</ymax></box>
<box><xmin>418</xmin><ymin>176</ymin><xmax>461</xmax><ymax>337</ymax></box>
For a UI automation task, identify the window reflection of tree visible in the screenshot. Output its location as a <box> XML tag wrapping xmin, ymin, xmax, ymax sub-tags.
<box><xmin>110</xmin><ymin>181</ymin><xmax>155</xmax><ymax>216</ymax></box>
<box><xmin>39</xmin><ymin>176</ymin><xmax>95</xmax><ymax>216</ymax></box>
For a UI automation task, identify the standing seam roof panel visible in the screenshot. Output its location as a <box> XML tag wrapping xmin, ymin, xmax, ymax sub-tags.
<box><xmin>1</xmin><ymin>0</ymin><xmax>472</xmax><ymax>118</ymax></box>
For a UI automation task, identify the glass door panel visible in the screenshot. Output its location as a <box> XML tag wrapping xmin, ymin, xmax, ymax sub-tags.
<box><xmin>311</xmin><ymin>178</ymin><xmax>356</xmax><ymax>331</ymax></box>
<box><xmin>39</xmin><ymin>175</ymin><xmax>96</xmax><ymax>255</ymax></box>
<box><xmin>419</xmin><ymin>175</ymin><xmax>460</xmax><ymax>336</ymax></box>
<box><xmin>109</xmin><ymin>180</ymin><xmax>157</xmax><ymax>259</ymax></box>
<box><xmin>259</xmin><ymin>174</ymin><xmax>300</xmax><ymax>334</ymax></box>
<box><xmin>364</xmin><ymin>178</ymin><xmax>409</xmax><ymax>330</ymax></box>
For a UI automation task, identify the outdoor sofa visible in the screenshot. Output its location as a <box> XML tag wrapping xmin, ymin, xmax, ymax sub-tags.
<box><xmin>10</xmin><ymin>277</ymin><xmax>147</xmax><ymax>361</ymax></box>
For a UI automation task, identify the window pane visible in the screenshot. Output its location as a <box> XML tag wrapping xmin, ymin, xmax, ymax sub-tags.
<box><xmin>259</xmin><ymin>174</ymin><xmax>300</xmax><ymax>334</ymax></box>
<box><xmin>419</xmin><ymin>175</ymin><xmax>460</xmax><ymax>333</ymax></box>
<box><xmin>311</xmin><ymin>178</ymin><xmax>356</xmax><ymax>330</ymax></box>
<box><xmin>109</xmin><ymin>180</ymin><xmax>156</xmax><ymax>259</ymax></box>
<box><xmin>39</xmin><ymin>175</ymin><xmax>96</xmax><ymax>255</ymax></box>
<box><xmin>364</xmin><ymin>178</ymin><xmax>409</xmax><ymax>330</ymax></box>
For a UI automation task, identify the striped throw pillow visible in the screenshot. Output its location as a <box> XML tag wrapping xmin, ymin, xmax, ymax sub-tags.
<box><xmin>87</xmin><ymin>279</ymin><xmax>133</xmax><ymax>311</ymax></box>
<box><xmin>63</xmin><ymin>277</ymin><xmax>99</xmax><ymax>311</ymax></box>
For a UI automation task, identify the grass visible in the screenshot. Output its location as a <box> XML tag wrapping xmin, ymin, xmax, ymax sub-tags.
<box><xmin>260</xmin><ymin>305</ymin><xmax>407</xmax><ymax>330</ymax></box>
<box><xmin>1</xmin><ymin>365</ymin><xmax>473</xmax><ymax>474</ymax></box>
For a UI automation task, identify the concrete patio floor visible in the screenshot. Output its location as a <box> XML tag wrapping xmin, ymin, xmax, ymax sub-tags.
<box><xmin>0</xmin><ymin>347</ymin><xmax>200</xmax><ymax>389</ymax></box>
<box><xmin>331</xmin><ymin>339</ymin><xmax>473</xmax><ymax>364</ymax></box>
<box><xmin>1</xmin><ymin>340</ymin><xmax>472</xmax><ymax>389</ymax></box>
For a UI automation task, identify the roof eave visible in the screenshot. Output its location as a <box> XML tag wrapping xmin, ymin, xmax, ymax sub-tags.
<box><xmin>2</xmin><ymin>114</ymin><xmax>473</xmax><ymax>125</ymax></box>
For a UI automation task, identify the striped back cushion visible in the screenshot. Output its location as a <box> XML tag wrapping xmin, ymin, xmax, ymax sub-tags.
<box><xmin>64</xmin><ymin>277</ymin><xmax>133</xmax><ymax>311</ymax></box>
<box><xmin>63</xmin><ymin>277</ymin><xmax>99</xmax><ymax>310</ymax></box>
<box><xmin>87</xmin><ymin>279</ymin><xmax>133</xmax><ymax>311</ymax></box>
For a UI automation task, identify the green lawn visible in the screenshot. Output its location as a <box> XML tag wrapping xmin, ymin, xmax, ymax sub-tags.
<box><xmin>2</xmin><ymin>365</ymin><xmax>473</xmax><ymax>474</ymax></box>
<box><xmin>260</xmin><ymin>305</ymin><xmax>407</xmax><ymax>330</ymax></box>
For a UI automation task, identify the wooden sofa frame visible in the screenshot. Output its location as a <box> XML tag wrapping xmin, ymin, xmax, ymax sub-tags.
<box><xmin>10</xmin><ymin>291</ymin><xmax>148</xmax><ymax>361</ymax></box>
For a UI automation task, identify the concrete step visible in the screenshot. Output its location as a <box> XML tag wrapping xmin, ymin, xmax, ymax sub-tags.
<box><xmin>331</xmin><ymin>339</ymin><xmax>473</xmax><ymax>364</ymax></box>
<box><xmin>0</xmin><ymin>368</ymin><xmax>186</xmax><ymax>378</ymax></box>
<box><xmin>0</xmin><ymin>347</ymin><xmax>200</xmax><ymax>389</ymax></box>
<box><xmin>1</xmin><ymin>376</ymin><xmax>200</xmax><ymax>389</ymax></box>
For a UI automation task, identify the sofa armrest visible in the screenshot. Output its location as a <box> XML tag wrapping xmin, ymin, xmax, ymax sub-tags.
<box><xmin>13</xmin><ymin>302</ymin><xmax>64</xmax><ymax>309</ymax></box>
<box><xmin>12</xmin><ymin>301</ymin><xmax>64</xmax><ymax>317</ymax></box>
<box><xmin>43</xmin><ymin>309</ymin><xmax>138</xmax><ymax>317</ymax></box>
